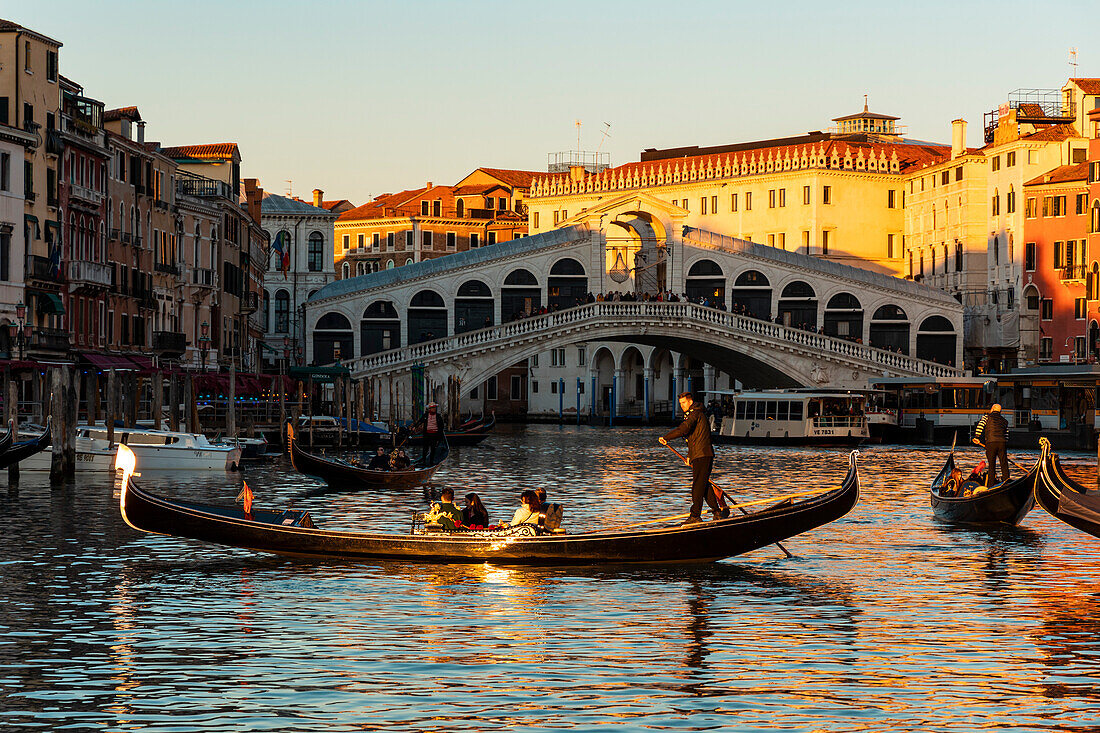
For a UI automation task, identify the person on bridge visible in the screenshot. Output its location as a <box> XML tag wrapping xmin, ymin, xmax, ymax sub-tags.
<box><xmin>972</xmin><ymin>403</ymin><xmax>1009</xmax><ymax>486</ymax></box>
<box><xmin>411</xmin><ymin>403</ymin><xmax>445</xmax><ymax>465</ymax></box>
<box><xmin>659</xmin><ymin>391</ymin><xmax>731</xmax><ymax>526</ymax></box>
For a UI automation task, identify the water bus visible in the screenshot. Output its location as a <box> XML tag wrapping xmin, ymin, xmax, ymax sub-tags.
<box><xmin>708</xmin><ymin>389</ymin><xmax>869</xmax><ymax>445</ymax></box>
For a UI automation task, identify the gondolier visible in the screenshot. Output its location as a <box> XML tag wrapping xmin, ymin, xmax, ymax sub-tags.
<box><xmin>411</xmin><ymin>403</ymin><xmax>445</xmax><ymax>464</ymax></box>
<box><xmin>659</xmin><ymin>391</ymin><xmax>726</xmax><ymax>525</ymax></box>
<box><xmin>972</xmin><ymin>403</ymin><xmax>1009</xmax><ymax>486</ymax></box>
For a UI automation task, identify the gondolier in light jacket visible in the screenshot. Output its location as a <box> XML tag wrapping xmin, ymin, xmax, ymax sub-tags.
<box><xmin>660</xmin><ymin>391</ymin><xmax>728</xmax><ymax>525</ymax></box>
<box><xmin>973</xmin><ymin>403</ymin><xmax>1009</xmax><ymax>486</ymax></box>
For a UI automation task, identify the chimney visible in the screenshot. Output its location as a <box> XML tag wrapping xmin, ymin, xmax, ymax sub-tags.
<box><xmin>569</xmin><ymin>165</ymin><xmax>586</xmax><ymax>183</ymax></box>
<box><xmin>137</xmin><ymin>120</ymin><xmax>146</xmax><ymax>144</ymax></box>
<box><xmin>313</xmin><ymin>188</ymin><xmax>323</xmax><ymax>207</ymax></box>
<box><xmin>243</xmin><ymin>178</ymin><xmax>263</xmax><ymax>223</ymax></box>
<box><xmin>951</xmin><ymin>118</ymin><xmax>967</xmax><ymax>159</ymax></box>
<box><xmin>426</xmin><ymin>181</ymin><xmax>433</xmax><ymax>189</ymax></box>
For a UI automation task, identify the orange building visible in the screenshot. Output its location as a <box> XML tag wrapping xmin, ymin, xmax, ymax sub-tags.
<box><xmin>334</xmin><ymin>167</ymin><xmax>537</xmax><ymax>278</ymax></box>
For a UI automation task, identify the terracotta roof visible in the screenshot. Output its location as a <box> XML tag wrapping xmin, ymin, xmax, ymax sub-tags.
<box><xmin>0</xmin><ymin>18</ymin><xmax>62</xmax><ymax>46</ymax></box>
<box><xmin>532</xmin><ymin>138</ymin><xmax>950</xmax><ymax>193</ymax></box>
<box><xmin>1070</xmin><ymin>78</ymin><xmax>1100</xmax><ymax>94</ymax></box>
<box><xmin>1023</xmin><ymin>161</ymin><xmax>1089</xmax><ymax>187</ymax></box>
<box><xmin>321</xmin><ymin>199</ymin><xmax>354</xmax><ymax>210</ymax></box>
<box><xmin>1016</xmin><ymin>103</ymin><xmax>1046</xmax><ymax>118</ymax></box>
<box><xmin>160</xmin><ymin>143</ymin><xmax>241</xmax><ymax>161</ymax></box>
<box><xmin>1021</xmin><ymin>123</ymin><xmax>1079</xmax><ymax>142</ymax></box>
<box><xmin>475</xmin><ymin>168</ymin><xmax>542</xmax><ymax>188</ymax></box>
<box><xmin>337</xmin><ymin>187</ymin><xmax>432</xmax><ymax>221</ymax></box>
<box><xmin>104</xmin><ymin>106</ymin><xmax>142</xmax><ymax>123</ymax></box>
<box><xmin>453</xmin><ymin>184</ymin><xmax>506</xmax><ymax>196</ymax></box>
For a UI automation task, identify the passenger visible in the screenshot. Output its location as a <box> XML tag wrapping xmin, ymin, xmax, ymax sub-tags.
<box><xmin>366</xmin><ymin>447</ymin><xmax>390</xmax><ymax>470</ymax></box>
<box><xmin>535</xmin><ymin>487</ymin><xmax>548</xmax><ymax>512</ymax></box>
<box><xmin>462</xmin><ymin>492</ymin><xmax>490</xmax><ymax>528</ymax></box>
<box><xmin>391</xmin><ymin>448</ymin><xmax>412</xmax><ymax>471</ymax></box>
<box><xmin>429</xmin><ymin>488</ymin><xmax>463</xmax><ymax>530</ymax></box>
<box><xmin>965</xmin><ymin>459</ymin><xmax>988</xmax><ymax>486</ymax></box>
<box><xmin>508</xmin><ymin>489</ymin><xmax>542</xmax><ymax>527</ymax></box>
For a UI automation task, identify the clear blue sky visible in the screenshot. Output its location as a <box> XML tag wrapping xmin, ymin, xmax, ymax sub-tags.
<box><xmin>9</xmin><ymin>0</ymin><xmax>1098</xmax><ymax>205</ymax></box>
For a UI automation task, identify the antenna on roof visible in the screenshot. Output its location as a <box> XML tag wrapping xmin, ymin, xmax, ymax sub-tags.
<box><xmin>1070</xmin><ymin>47</ymin><xmax>1079</xmax><ymax>76</ymax></box>
<box><xmin>863</xmin><ymin>94</ymin><xmax>868</xmax><ymax>113</ymax></box>
<box><xmin>596</xmin><ymin>122</ymin><xmax>612</xmax><ymax>154</ymax></box>
<box><xmin>285</xmin><ymin>179</ymin><xmax>292</xmax><ymax>197</ymax></box>
<box><xmin>574</xmin><ymin>119</ymin><xmax>581</xmax><ymax>152</ymax></box>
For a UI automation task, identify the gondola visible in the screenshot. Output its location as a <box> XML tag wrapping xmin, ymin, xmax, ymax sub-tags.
<box><xmin>116</xmin><ymin>446</ymin><xmax>860</xmax><ymax>564</ymax></box>
<box><xmin>1034</xmin><ymin>437</ymin><xmax>1100</xmax><ymax>540</ymax></box>
<box><xmin>289</xmin><ymin>431</ymin><xmax>449</xmax><ymax>489</ymax></box>
<box><xmin>406</xmin><ymin>413</ymin><xmax>496</xmax><ymax>447</ymax></box>
<box><xmin>0</xmin><ymin>418</ymin><xmax>52</xmax><ymax>470</ymax></box>
<box><xmin>0</xmin><ymin>420</ymin><xmax>14</xmax><ymax>455</ymax></box>
<box><xmin>929</xmin><ymin>445</ymin><xmax>1037</xmax><ymax>525</ymax></box>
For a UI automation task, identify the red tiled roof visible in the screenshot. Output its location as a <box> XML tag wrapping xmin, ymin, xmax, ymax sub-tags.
<box><xmin>1016</xmin><ymin>103</ymin><xmax>1045</xmax><ymax>118</ymax></box>
<box><xmin>160</xmin><ymin>143</ymin><xmax>240</xmax><ymax>160</ymax></box>
<box><xmin>321</xmin><ymin>199</ymin><xmax>353</xmax><ymax>210</ymax></box>
<box><xmin>453</xmin><ymin>184</ymin><xmax>505</xmax><ymax>196</ymax></box>
<box><xmin>1023</xmin><ymin>161</ymin><xmax>1088</xmax><ymax>187</ymax></box>
<box><xmin>337</xmin><ymin>187</ymin><xmax>434</xmax><ymax>221</ymax></box>
<box><xmin>1070</xmin><ymin>78</ymin><xmax>1100</xmax><ymax>94</ymax></box>
<box><xmin>104</xmin><ymin>106</ymin><xmax>142</xmax><ymax>123</ymax></box>
<box><xmin>475</xmin><ymin>168</ymin><xmax>542</xmax><ymax>188</ymax></box>
<box><xmin>533</xmin><ymin>138</ymin><xmax>949</xmax><ymax>191</ymax></box>
<box><xmin>1022</xmin><ymin>123</ymin><xmax>1079</xmax><ymax>142</ymax></box>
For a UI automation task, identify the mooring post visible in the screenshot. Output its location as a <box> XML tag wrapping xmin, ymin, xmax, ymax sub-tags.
<box><xmin>152</xmin><ymin>371</ymin><xmax>163</xmax><ymax>430</ymax></box>
<box><xmin>187</xmin><ymin>372</ymin><xmax>200</xmax><ymax>434</ymax></box>
<box><xmin>227</xmin><ymin>362</ymin><xmax>236</xmax><ymax>438</ymax></box>
<box><xmin>106</xmin><ymin>369</ymin><xmax>117</xmax><ymax>444</ymax></box>
<box><xmin>5</xmin><ymin>369</ymin><xmax>17</xmax><ymax>484</ymax></box>
<box><xmin>169</xmin><ymin>372</ymin><xmax>180</xmax><ymax>432</ymax></box>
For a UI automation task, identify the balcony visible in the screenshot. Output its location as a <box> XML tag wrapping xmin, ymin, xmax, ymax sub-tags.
<box><xmin>133</xmin><ymin>235</ymin><xmax>144</xmax><ymax>248</ymax></box>
<box><xmin>176</xmin><ymin>173</ymin><xmax>233</xmax><ymax>200</ymax></box>
<box><xmin>32</xmin><ymin>327</ymin><xmax>70</xmax><ymax>353</ymax></box>
<box><xmin>25</xmin><ymin>254</ymin><xmax>58</xmax><ymax>282</ymax></box>
<box><xmin>25</xmin><ymin>190</ymin><xmax>35</xmax><ymax>202</ymax></box>
<box><xmin>153</xmin><ymin>331</ymin><xmax>187</xmax><ymax>355</ymax></box>
<box><xmin>1061</xmin><ymin>264</ymin><xmax>1087</xmax><ymax>283</ymax></box>
<box><xmin>22</xmin><ymin>120</ymin><xmax>41</xmax><ymax>148</ymax></box>
<box><xmin>153</xmin><ymin>198</ymin><xmax>170</xmax><ymax>211</ymax></box>
<box><xmin>154</xmin><ymin>262</ymin><xmax>181</xmax><ymax>277</ymax></box>
<box><xmin>68</xmin><ymin>260</ymin><xmax>113</xmax><ymax>290</ymax></box>
<box><xmin>138</xmin><ymin>292</ymin><xmax>157</xmax><ymax>310</ymax></box>
<box><xmin>191</xmin><ymin>267</ymin><xmax>216</xmax><ymax>289</ymax></box>
<box><xmin>70</xmin><ymin>182</ymin><xmax>104</xmax><ymax>206</ymax></box>
<box><xmin>121</xmin><ymin>232</ymin><xmax>132</xmax><ymax>245</ymax></box>
<box><xmin>240</xmin><ymin>291</ymin><xmax>259</xmax><ymax>314</ymax></box>
<box><xmin>46</xmin><ymin>129</ymin><xmax>63</xmax><ymax>156</ymax></box>
<box><xmin>110</xmin><ymin>227</ymin><xmax>121</xmax><ymax>241</ymax></box>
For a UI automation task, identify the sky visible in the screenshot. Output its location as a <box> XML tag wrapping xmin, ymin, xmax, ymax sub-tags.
<box><xmin>9</xmin><ymin>0</ymin><xmax>1099</xmax><ymax>206</ymax></box>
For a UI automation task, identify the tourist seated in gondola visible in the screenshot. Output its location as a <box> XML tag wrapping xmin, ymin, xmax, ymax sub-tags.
<box><xmin>463</xmin><ymin>492</ymin><xmax>490</xmax><ymax>529</ymax></box>
<box><xmin>428</xmin><ymin>488</ymin><xmax>463</xmax><ymax>530</ymax></box>
<box><xmin>366</xmin><ymin>447</ymin><xmax>390</xmax><ymax>471</ymax></box>
<box><xmin>508</xmin><ymin>490</ymin><xmax>543</xmax><ymax>527</ymax></box>
<box><xmin>390</xmin><ymin>448</ymin><xmax>412</xmax><ymax>471</ymax></box>
<box><xmin>965</xmin><ymin>459</ymin><xmax>988</xmax><ymax>488</ymax></box>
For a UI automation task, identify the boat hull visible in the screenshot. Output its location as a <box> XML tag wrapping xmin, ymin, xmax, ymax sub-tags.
<box><xmin>929</xmin><ymin>452</ymin><xmax>1036</xmax><ymax>525</ymax></box>
<box><xmin>20</xmin><ymin>442</ymin><xmax>240</xmax><ymax>472</ymax></box>
<box><xmin>290</xmin><ymin>439</ymin><xmax>447</xmax><ymax>489</ymax></box>
<box><xmin>119</xmin><ymin>451</ymin><xmax>860</xmax><ymax>564</ymax></box>
<box><xmin>1034</xmin><ymin>438</ymin><xmax>1100</xmax><ymax>540</ymax></box>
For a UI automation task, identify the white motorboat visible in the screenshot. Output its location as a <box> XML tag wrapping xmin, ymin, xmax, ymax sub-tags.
<box><xmin>20</xmin><ymin>425</ymin><xmax>242</xmax><ymax>472</ymax></box>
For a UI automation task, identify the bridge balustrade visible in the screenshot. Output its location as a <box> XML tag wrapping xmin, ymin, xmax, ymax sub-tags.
<box><xmin>342</xmin><ymin>302</ymin><xmax>960</xmax><ymax>380</ymax></box>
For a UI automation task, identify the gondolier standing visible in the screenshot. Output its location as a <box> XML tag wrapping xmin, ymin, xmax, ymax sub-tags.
<box><xmin>972</xmin><ymin>403</ymin><xmax>1009</xmax><ymax>486</ymax></box>
<box><xmin>412</xmin><ymin>403</ymin><xmax>444</xmax><ymax>465</ymax></box>
<box><xmin>659</xmin><ymin>391</ymin><xmax>727</xmax><ymax>525</ymax></box>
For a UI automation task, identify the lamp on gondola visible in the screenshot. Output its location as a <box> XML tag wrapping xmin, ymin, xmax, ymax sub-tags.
<box><xmin>9</xmin><ymin>300</ymin><xmax>30</xmax><ymax>360</ymax></box>
<box><xmin>199</xmin><ymin>321</ymin><xmax>211</xmax><ymax>372</ymax></box>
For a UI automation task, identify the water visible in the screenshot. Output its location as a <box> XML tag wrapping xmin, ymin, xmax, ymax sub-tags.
<box><xmin>1</xmin><ymin>425</ymin><xmax>1098</xmax><ymax>732</ymax></box>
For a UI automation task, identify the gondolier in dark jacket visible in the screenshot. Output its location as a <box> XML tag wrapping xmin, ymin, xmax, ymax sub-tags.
<box><xmin>411</xmin><ymin>403</ymin><xmax>444</xmax><ymax>465</ymax></box>
<box><xmin>973</xmin><ymin>403</ymin><xmax>1009</xmax><ymax>486</ymax></box>
<box><xmin>659</xmin><ymin>391</ymin><xmax>729</xmax><ymax>525</ymax></box>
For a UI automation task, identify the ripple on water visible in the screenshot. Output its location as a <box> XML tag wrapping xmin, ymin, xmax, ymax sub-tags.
<box><xmin>1</xmin><ymin>425</ymin><xmax>1099</xmax><ymax>731</ymax></box>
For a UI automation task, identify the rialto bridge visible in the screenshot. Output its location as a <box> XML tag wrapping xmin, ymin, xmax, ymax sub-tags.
<box><xmin>305</xmin><ymin>192</ymin><xmax>963</xmax><ymax>413</ymax></box>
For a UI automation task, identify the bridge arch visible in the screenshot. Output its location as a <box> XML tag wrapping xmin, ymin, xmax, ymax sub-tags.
<box><xmin>408</xmin><ymin>290</ymin><xmax>447</xmax><ymax>344</ymax></box>
<box><xmin>823</xmin><ymin>292</ymin><xmax>863</xmax><ymax>342</ymax></box>
<box><xmin>916</xmin><ymin>315</ymin><xmax>956</xmax><ymax>365</ymax></box>
<box><xmin>314</xmin><ymin>312</ymin><xmax>354</xmax><ymax>365</ymax></box>
<box><xmin>731</xmin><ymin>269</ymin><xmax>772</xmax><ymax>319</ymax></box>
<box><xmin>548</xmin><ymin>257</ymin><xmax>587</xmax><ymax>310</ymax></box>
<box><xmin>685</xmin><ymin>259</ymin><xmax>726</xmax><ymax>305</ymax></box>
<box><xmin>502</xmin><ymin>268</ymin><xmax>541</xmax><ymax>322</ymax></box>
<box><xmin>777</xmin><ymin>280</ymin><xmax>818</xmax><ymax>329</ymax></box>
<box><xmin>591</xmin><ymin>346</ymin><xmax>617</xmax><ymax>415</ymax></box>
<box><xmin>455</xmin><ymin>279</ymin><xmax>494</xmax><ymax>334</ymax></box>
<box><xmin>609</xmin><ymin>210</ymin><xmax>668</xmax><ymax>294</ymax></box>
<box><xmin>361</xmin><ymin>300</ymin><xmax>401</xmax><ymax>355</ymax></box>
<box><xmin>869</xmin><ymin>304</ymin><xmax>909</xmax><ymax>354</ymax></box>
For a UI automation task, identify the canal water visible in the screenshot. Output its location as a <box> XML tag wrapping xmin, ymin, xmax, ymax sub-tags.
<box><xmin>1</xmin><ymin>425</ymin><xmax>1098</xmax><ymax>732</ymax></box>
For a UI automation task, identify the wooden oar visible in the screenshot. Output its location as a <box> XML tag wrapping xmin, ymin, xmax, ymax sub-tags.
<box><xmin>663</xmin><ymin>443</ymin><xmax>793</xmax><ymax>558</ymax></box>
<box><xmin>973</xmin><ymin>440</ymin><xmax>1030</xmax><ymax>475</ymax></box>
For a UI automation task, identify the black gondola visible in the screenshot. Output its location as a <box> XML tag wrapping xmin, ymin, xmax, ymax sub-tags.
<box><xmin>929</xmin><ymin>447</ymin><xmax>1037</xmax><ymax>525</ymax></box>
<box><xmin>289</xmin><ymin>431</ymin><xmax>449</xmax><ymax>489</ymax></box>
<box><xmin>1034</xmin><ymin>437</ymin><xmax>1100</xmax><ymax>540</ymax></box>
<box><xmin>0</xmin><ymin>420</ymin><xmax>14</xmax><ymax>455</ymax></box>
<box><xmin>0</xmin><ymin>418</ymin><xmax>52</xmax><ymax>470</ymax></box>
<box><xmin>116</xmin><ymin>448</ymin><xmax>860</xmax><ymax>564</ymax></box>
<box><xmin>406</xmin><ymin>413</ymin><xmax>496</xmax><ymax>447</ymax></box>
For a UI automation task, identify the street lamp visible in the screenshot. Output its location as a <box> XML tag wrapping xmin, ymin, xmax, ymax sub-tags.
<box><xmin>9</xmin><ymin>301</ymin><xmax>30</xmax><ymax>360</ymax></box>
<box><xmin>199</xmin><ymin>320</ymin><xmax>211</xmax><ymax>372</ymax></box>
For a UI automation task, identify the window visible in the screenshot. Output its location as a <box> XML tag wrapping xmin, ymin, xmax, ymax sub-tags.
<box><xmin>46</xmin><ymin>50</ymin><xmax>58</xmax><ymax>82</ymax></box>
<box><xmin>510</xmin><ymin>375</ymin><xmax>524</xmax><ymax>400</ymax></box>
<box><xmin>421</xmin><ymin>231</ymin><xmax>431</xmax><ymax>249</ymax></box>
<box><xmin>822</xmin><ymin>186</ymin><xmax>832</xmax><ymax>204</ymax></box>
<box><xmin>991</xmin><ymin>194</ymin><xmax>999</xmax><ymax>216</ymax></box>
<box><xmin>1076</xmin><ymin>298</ymin><xmax>1087</xmax><ymax>319</ymax></box>
<box><xmin>1007</xmin><ymin>151</ymin><xmax>1016</xmax><ymax>167</ymax></box>
<box><xmin>533</xmin><ymin>211</ymin><xmax>539</xmax><ymax>228</ymax></box>
<box><xmin>777</xmin><ymin>232</ymin><xmax>786</xmax><ymax>250</ymax></box>
<box><xmin>372</xmin><ymin>232</ymin><xmax>379</xmax><ymax>249</ymax></box>
<box><xmin>498</xmin><ymin>197</ymin><xmax>506</xmax><ymax>211</ymax></box>
<box><xmin>821</xmin><ymin>230</ymin><xmax>830</xmax><ymax>254</ymax></box>
<box><xmin>550</xmin><ymin>381</ymin><xmax>557</xmax><ymax>394</ymax></box>
<box><xmin>0</xmin><ymin>231</ymin><xmax>9</xmax><ymax>281</ymax></box>
<box><xmin>1025</xmin><ymin>242</ymin><xmax>1036</xmax><ymax>271</ymax></box>
<box><xmin>434</xmin><ymin>200</ymin><xmax>442</xmax><ymax>217</ymax></box>
<box><xmin>421</xmin><ymin>200</ymin><xmax>429</xmax><ymax>216</ymax></box>
<box><xmin>730</xmin><ymin>193</ymin><xmax>738</xmax><ymax>212</ymax></box>
<box><xmin>887</xmin><ymin>233</ymin><xmax>898</xmax><ymax>258</ymax></box>
<box><xmin>940</xmin><ymin>171</ymin><xmax>949</xmax><ymax>185</ymax></box>
<box><xmin>1040</xmin><ymin>337</ymin><xmax>1053</xmax><ymax>360</ymax></box>
<box><xmin>802</xmin><ymin>185</ymin><xmax>810</xmax><ymax>205</ymax></box>
<box><xmin>1026</xmin><ymin>197</ymin><xmax>1037</xmax><ymax>218</ymax></box>
<box><xmin>531</xmin><ymin>381</ymin><xmax>538</xmax><ymax>394</ymax></box>
<box><xmin>801</xmin><ymin>230</ymin><xmax>810</xmax><ymax>252</ymax></box>
<box><xmin>486</xmin><ymin>376</ymin><xmax>497</xmax><ymax>401</ymax></box>
<box><xmin>578</xmin><ymin>346</ymin><xmax>586</xmax><ymax>366</ymax></box>
<box><xmin>711</xmin><ymin>195</ymin><xmax>718</xmax><ymax>213</ymax></box>
<box><xmin>0</xmin><ymin>152</ymin><xmax>8</xmax><ymax>191</ymax></box>
<box><xmin>779</xmin><ymin>188</ymin><xmax>786</xmax><ymax>207</ymax></box>
<box><xmin>956</xmin><ymin>166</ymin><xmax>963</xmax><ymax>182</ymax></box>
<box><xmin>0</xmin><ymin>98</ymin><xmax>7</xmax><ymax>126</ymax></box>
<box><xmin>1077</xmin><ymin>193</ymin><xmax>1087</xmax><ymax>215</ymax></box>
<box><xmin>671</xmin><ymin>199</ymin><xmax>678</xmax><ymax>208</ymax></box>
<box><xmin>446</xmin><ymin>232</ymin><xmax>456</xmax><ymax>250</ymax></box>
<box><xmin>1073</xmin><ymin>148</ymin><xmax>1087</xmax><ymax>163</ymax></box>
<box><xmin>470</xmin><ymin>233</ymin><xmax>479</xmax><ymax>248</ymax></box>
<box><xmin>405</xmin><ymin>230</ymin><xmax>413</xmax><ymax>249</ymax></box>
<box><xmin>1007</xmin><ymin>189</ymin><xmax>1015</xmax><ymax>214</ymax></box>
<box><xmin>562</xmin><ymin>209</ymin><xmax>568</xmax><ymax>219</ymax></box>
<box><xmin>342</xmin><ymin>234</ymin><xmax>349</xmax><ymax>251</ymax></box>
<box><xmin>341</xmin><ymin>262</ymin><xmax>350</xmax><ymax>279</ymax></box>
<box><xmin>387</xmin><ymin>232</ymin><xmax>395</xmax><ymax>250</ymax></box>
<box><xmin>887</xmin><ymin>190</ymin><xmax>896</xmax><ymax>209</ymax></box>
<box><xmin>24</xmin><ymin>41</ymin><xmax>31</xmax><ymax>72</ymax></box>
<box><xmin>769</xmin><ymin>189</ymin><xmax>776</xmax><ymax>208</ymax></box>
<box><xmin>487</xmin><ymin>232</ymin><xmax>497</xmax><ymax>245</ymax></box>
<box><xmin>274</xmin><ymin>291</ymin><xmax>290</xmax><ymax>332</ymax></box>
<box><xmin>745</xmin><ymin>192</ymin><xmax>752</xmax><ymax>210</ymax></box>
<box><xmin>307</xmin><ymin>232</ymin><xmax>324</xmax><ymax>272</ymax></box>
<box><xmin>1040</xmin><ymin>298</ymin><xmax>1053</xmax><ymax>320</ymax></box>
<box><xmin>701</xmin><ymin>197</ymin><xmax>708</xmax><ymax>215</ymax></box>
<box><xmin>992</xmin><ymin>156</ymin><xmax>1002</xmax><ymax>171</ymax></box>
<box><xmin>551</xmin><ymin>347</ymin><xmax>566</xmax><ymax>367</ymax></box>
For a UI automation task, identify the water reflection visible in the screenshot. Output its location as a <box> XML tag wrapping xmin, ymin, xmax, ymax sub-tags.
<box><xmin>1</xmin><ymin>427</ymin><xmax>1100</xmax><ymax>730</ymax></box>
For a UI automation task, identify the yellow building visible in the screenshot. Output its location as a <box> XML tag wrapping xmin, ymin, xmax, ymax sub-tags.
<box><xmin>528</xmin><ymin>106</ymin><xmax>949</xmax><ymax>278</ymax></box>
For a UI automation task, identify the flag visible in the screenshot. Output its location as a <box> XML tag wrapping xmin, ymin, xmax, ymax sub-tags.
<box><xmin>237</xmin><ymin>481</ymin><xmax>254</xmax><ymax>516</ymax></box>
<box><xmin>273</xmin><ymin>231</ymin><xmax>291</xmax><ymax>279</ymax></box>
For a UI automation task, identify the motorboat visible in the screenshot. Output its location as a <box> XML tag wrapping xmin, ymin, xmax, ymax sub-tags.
<box><xmin>20</xmin><ymin>425</ymin><xmax>241</xmax><ymax>472</ymax></box>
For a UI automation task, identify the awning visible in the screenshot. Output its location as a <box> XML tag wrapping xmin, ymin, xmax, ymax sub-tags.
<box><xmin>259</xmin><ymin>341</ymin><xmax>280</xmax><ymax>353</ymax></box>
<box><xmin>80</xmin><ymin>352</ymin><xmax>140</xmax><ymax>371</ymax></box>
<box><xmin>289</xmin><ymin>365</ymin><xmax>350</xmax><ymax>382</ymax></box>
<box><xmin>36</xmin><ymin>292</ymin><xmax>64</xmax><ymax>315</ymax></box>
<box><xmin>128</xmin><ymin>355</ymin><xmax>156</xmax><ymax>372</ymax></box>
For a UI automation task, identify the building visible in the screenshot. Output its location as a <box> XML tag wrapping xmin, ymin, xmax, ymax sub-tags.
<box><xmin>527</xmin><ymin>105</ymin><xmax>949</xmax><ymax>279</ymax></box>
<box><xmin>0</xmin><ymin>120</ymin><xmax>36</xmax><ymax>358</ymax></box>
<box><xmin>258</xmin><ymin>191</ymin><xmax>337</xmax><ymax>370</ymax></box>
<box><xmin>1</xmin><ymin>19</ymin><xmax>65</xmax><ymax>359</ymax></box>
<box><xmin>335</xmin><ymin>167</ymin><xmax>536</xmax><ymax>279</ymax></box>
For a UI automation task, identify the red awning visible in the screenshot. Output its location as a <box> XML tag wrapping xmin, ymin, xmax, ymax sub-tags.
<box><xmin>81</xmin><ymin>352</ymin><xmax>140</xmax><ymax>371</ymax></box>
<box><xmin>127</xmin><ymin>355</ymin><xmax>157</xmax><ymax>373</ymax></box>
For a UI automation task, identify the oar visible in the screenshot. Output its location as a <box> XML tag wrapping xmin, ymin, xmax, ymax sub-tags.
<box><xmin>663</xmin><ymin>443</ymin><xmax>793</xmax><ymax>558</ymax></box>
<box><xmin>972</xmin><ymin>440</ymin><xmax>1030</xmax><ymax>475</ymax></box>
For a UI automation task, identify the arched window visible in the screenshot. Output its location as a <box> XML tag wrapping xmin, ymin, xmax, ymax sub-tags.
<box><xmin>824</xmin><ymin>293</ymin><xmax>863</xmax><ymax>341</ymax></box>
<box><xmin>408</xmin><ymin>290</ymin><xmax>447</xmax><ymax>343</ymax></box>
<box><xmin>362</xmin><ymin>301</ymin><xmax>401</xmax><ymax>353</ymax></box>
<box><xmin>274</xmin><ymin>290</ymin><xmax>290</xmax><ymax>333</ymax></box>
<box><xmin>357</xmin><ymin>262</ymin><xmax>365</xmax><ymax>276</ymax></box>
<box><xmin>548</xmin><ymin>258</ymin><xmax>587</xmax><ymax>309</ymax></box>
<box><xmin>916</xmin><ymin>315</ymin><xmax>957</xmax><ymax>365</ymax></box>
<box><xmin>307</xmin><ymin>231</ymin><xmax>324</xmax><ymax>272</ymax></box>
<box><xmin>342</xmin><ymin>261</ymin><xmax>350</xmax><ymax>279</ymax></box>
<box><xmin>456</xmin><ymin>199</ymin><xmax>465</xmax><ymax>218</ymax></box>
<box><xmin>869</xmin><ymin>305</ymin><xmax>909</xmax><ymax>353</ymax></box>
<box><xmin>686</xmin><ymin>259</ymin><xmax>725</xmax><ymax>304</ymax></box>
<box><xmin>314</xmin><ymin>312</ymin><xmax>354</xmax><ymax>364</ymax></box>
<box><xmin>1092</xmin><ymin>200</ymin><xmax>1100</xmax><ymax>233</ymax></box>
<box><xmin>456</xmin><ymin>280</ymin><xmax>494</xmax><ymax>333</ymax></box>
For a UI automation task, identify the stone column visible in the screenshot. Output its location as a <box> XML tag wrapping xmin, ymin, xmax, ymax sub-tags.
<box><xmin>643</xmin><ymin>367</ymin><xmax>654</xmax><ymax>425</ymax></box>
<box><xmin>703</xmin><ymin>364</ymin><xmax>716</xmax><ymax>395</ymax></box>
